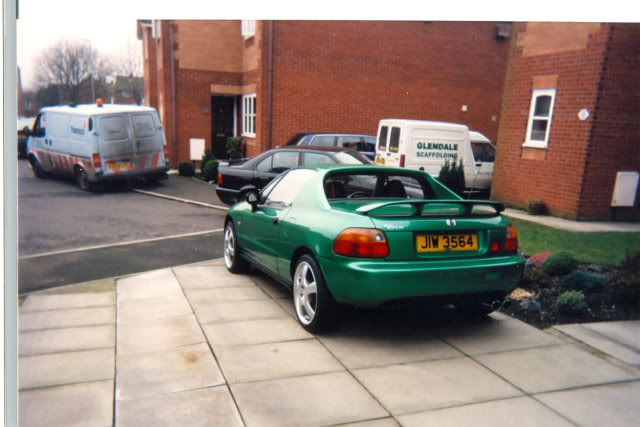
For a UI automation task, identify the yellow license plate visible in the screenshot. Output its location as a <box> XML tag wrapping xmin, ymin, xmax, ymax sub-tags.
<box><xmin>109</xmin><ymin>161</ymin><xmax>132</xmax><ymax>170</ymax></box>
<box><xmin>375</xmin><ymin>157</ymin><xmax>385</xmax><ymax>165</ymax></box>
<box><xmin>416</xmin><ymin>234</ymin><xmax>478</xmax><ymax>252</ymax></box>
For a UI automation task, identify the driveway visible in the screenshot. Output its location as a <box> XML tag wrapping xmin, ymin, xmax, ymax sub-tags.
<box><xmin>18</xmin><ymin>259</ymin><xmax>640</xmax><ymax>426</ymax></box>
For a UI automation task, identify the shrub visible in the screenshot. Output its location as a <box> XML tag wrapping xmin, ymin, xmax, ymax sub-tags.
<box><xmin>178</xmin><ymin>162</ymin><xmax>195</xmax><ymax>177</ymax></box>
<box><xmin>201</xmin><ymin>150</ymin><xmax>216</xmax><ymax>167</ymax></box>
<box><xmin>607</xmin><ymin>270</ymin><xmax>640</xmax><ymax>307</ymax></box>
<box><xmin>560</xmin><ymin>270</ymin><xmax>605</xmax><ymax>292</ymax></box>
<box><xmin>620</xmin><ymin>250</ymin><xmax>640</xmax><ymax>273</ymax></box>
<box><xmin>226</xmin><ymin>136</ymin><xmax>244</xmax><ymax>159</ymax></box>
<box><xmin>437</xmin><ymin>159</ymin><xmax>465</xmax><ymax>196</ymax></box>
<box><xmin>203</xmin><ymin>159</ymin><xmax>219</xmax><ymax>182</ymax></box>
<box><xmin>555</xmin><ymin>291</ymin><xmax>588</xmax><ymax>316</ymax></box>
<box><xmin>519</xmin><ymin>266</ymin><xmax>553</xmax><ymax>290</ymax></box>
<box><xmin>526</xmin><ymin>200</ymin><xmax>546</xmax><ymax>215</ymax></box>
<box><xmin>541</xmin><ymin>252</ymin><xmax>579</xmax><ymax>276</ymax></box>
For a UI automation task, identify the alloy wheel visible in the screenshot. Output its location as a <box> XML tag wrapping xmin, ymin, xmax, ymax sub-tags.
<box><xmin>293</xmin><ymin>261</ymin><xmax>318</xmax><ymax>325</ymax></box>
<box><xmin>223</xmin><ymin>224</ymin><xmax>235</xmax><ymax>269</ymax></box>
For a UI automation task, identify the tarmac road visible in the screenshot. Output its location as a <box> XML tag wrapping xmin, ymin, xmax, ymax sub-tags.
<box><xmin>17</xmin><ymin>160</ymin><xmax>227</xmax><ymax>293</ymax></box>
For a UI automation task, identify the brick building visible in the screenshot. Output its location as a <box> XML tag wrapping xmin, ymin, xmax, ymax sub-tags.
<box><xmin>491</xmin><ymin>23</ymin><xmax>640</xmax><ymax>220</ymax></box>
<box><xmin>137</xmin><ymin>20</ymin><xmax>510</xmax><ymax>162</ymax></box>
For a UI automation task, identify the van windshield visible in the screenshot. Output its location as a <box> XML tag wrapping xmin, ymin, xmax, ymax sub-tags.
<box><xmin>471</xmin><ymin>142</ymin><xmax>495</xmax><ymax>162</ymax></box>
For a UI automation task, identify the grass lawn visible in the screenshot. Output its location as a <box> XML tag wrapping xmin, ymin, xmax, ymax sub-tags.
<box><xmin>508</xmin><ymin>217</ymin><xmax>640</xmax><ymax>266</ymax></box>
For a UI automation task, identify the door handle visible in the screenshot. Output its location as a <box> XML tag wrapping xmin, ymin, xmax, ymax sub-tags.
<box><xmin>272</xmin><ymin>218</ymin><xmax>279</xmax><ymax>225</ymax></box>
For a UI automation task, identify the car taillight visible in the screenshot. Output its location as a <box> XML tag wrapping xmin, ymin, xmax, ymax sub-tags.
<box><xmin>400</xmin><ymin>154</ymin><xmax>405</xmax><ymax>168</ymax></box>
<box><xmin>333</xmin><ymin>228</ymin><xmax>389</xmax><ymax>258</ymax></box>
<box><xmin>217</xmin><ymin>173</ymin><xmax>223</xmax><ymax>185</ymax></box>
<box><xmin>504</xmin><ymin>225</ymin><xmax>518</xmax><ymax>253</ymax></box>
<box><xmin>92</xmin><ymin>153</ymin><xmax>101</xmax><ymax>169</ymax></box>
<box><xmin>490</xmin><ymin>240</ymin><xmax>500</xmax><ymax>252</ymax></box>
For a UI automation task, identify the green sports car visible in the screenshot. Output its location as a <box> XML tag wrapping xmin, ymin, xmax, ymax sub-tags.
<box><xmin>223</xmin><ymin>165</ymin><xmax>524</xmax><ymax>332</ymax></box>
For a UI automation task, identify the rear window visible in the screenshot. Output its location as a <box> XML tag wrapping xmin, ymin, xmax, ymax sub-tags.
<box><xmin>324</xmin><ymin>172</ymin><xmax>434</xmax><ymax>200</ymax></box>
<box><xmin>332</xmin><ymin>151</ymin><xmax>371</xmax><ymax>165</ymax></box>
<box><xmin>310</xmin><ymin>136</ymin><xmax>335</xmax><ymax>147</ymax></box>
<box><xmin>131</xmin><ymin>114</ymin><xmax>157</xmax><ymax>138</ymax></box>
<box><xmin>389</xmin><ymin>127</ymin><xmax>400</xmax><ymax>153</ymax></box>
<box><xmin>100</xmin><ymin>116</ymin><xmax>128</xmax><ymax>141</ymax></box>
<box><xmin>378</xmin><ymin>126</ymin><xmax>388</xmax><ymax>150</ymax></box>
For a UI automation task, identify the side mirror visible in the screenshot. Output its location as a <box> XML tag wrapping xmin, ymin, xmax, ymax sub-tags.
<box><xmin>246</xmin><ymin>190</ymin><xmax>259</xmax><ymax>211</ymax></box>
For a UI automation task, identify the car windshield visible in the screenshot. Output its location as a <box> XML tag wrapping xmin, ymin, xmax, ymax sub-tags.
<box><xmin>324</xmin><ymin>171</ymin><xmax>435</xmax><ymax>200</ymax></box>
<box><xmin>332</xmin><ymin>151</ymin><xmax>371</xmax><ymax>164</ymax></box>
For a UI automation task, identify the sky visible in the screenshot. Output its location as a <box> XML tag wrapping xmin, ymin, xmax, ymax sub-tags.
<box><xmin>13</xmin><ymin>0</ymin><xmax>638</xmax><ymax>91</ymax></box>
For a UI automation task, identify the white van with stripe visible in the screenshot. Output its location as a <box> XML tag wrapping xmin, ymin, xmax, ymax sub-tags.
<box><xmin>27</xmin><ymin>101</ymin><xmax>170</xmax><ymax>191</ymax></box>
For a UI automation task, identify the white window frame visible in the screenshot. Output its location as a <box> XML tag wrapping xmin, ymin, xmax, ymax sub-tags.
<box><xmin>241</xmin><ymin>20</ymin><xmax>256</xmax><ymax>38</ymax></box>
<box><xmin>523</xmin><ymin>88</ymin><xmax>556</xmax><ymax>149</ymax></box>
<box><xmin>242</xmin><ymin>94</ymin><xmax>256</xmax><ymax>137</ymax></box>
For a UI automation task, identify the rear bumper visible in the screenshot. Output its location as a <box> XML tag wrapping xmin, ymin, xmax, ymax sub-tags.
<box><xmin>318</xmin><ymin>254</ymin><xmax>525</xmax><ymax>307</ymax></box>
<box><xmin>93</xmin><ymin>166</ymin><xmax>170</xmax><ymax>182</ymax></box>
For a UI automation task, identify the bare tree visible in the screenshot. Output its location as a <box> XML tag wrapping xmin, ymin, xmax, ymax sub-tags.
<box><xmin>34</xmin><ymin>39</ymin><xmax>111</xmax><ymax>104</ymax></box>
<box><xmin>111</xmin><ymin>41</ymin><xmax>144</xmax><ymax>104</ymax></box>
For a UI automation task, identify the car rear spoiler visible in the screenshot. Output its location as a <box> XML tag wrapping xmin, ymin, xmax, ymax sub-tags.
<box><xmin>355</xmin><ymin>200</ymin><xmax>506</xmax><ymax>217</ymax></box>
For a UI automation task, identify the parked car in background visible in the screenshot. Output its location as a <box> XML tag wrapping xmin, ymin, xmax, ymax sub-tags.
<box><xmin>285</xmin><ymin>133</ymin><xmax>377</xmax><ymax>160</ymax></box>
<box><xmin>216</xmin><ymin>146</ymin><xmax>371</xmax><ymax>205</ymax></box>
<box><xmin>222</xmin><ymin>164</ymin><xmax>525</xmax><ymax>332</ymax></box>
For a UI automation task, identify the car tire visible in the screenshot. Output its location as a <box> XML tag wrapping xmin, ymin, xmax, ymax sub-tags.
<box><xmin>293</xmin><ymin>254</ymin><xmax>339</xmax><ymax>333</ymax></box>
<box><xmin>75</xmin><ymin>167</ymin><xmax>93</xmax><ymax>192</ymax></box>
<box><xmin>223</xmin><ymin>220</ymin><xmax>249</xmax><ymax>273</ymax></box>
<box><xmin>30</xmin><ymin>157</ymin><xmax>46</xmax><ymax>179</ymax></box>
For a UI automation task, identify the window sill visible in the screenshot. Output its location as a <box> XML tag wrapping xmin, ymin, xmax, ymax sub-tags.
<box><xmin>521</xmin><ymin>141</ymin><xmax>548</xmax><ymax>150</ymax></box>
<box><xmin>242</xmin><ymin>133</ymin><xmax>256</xmax><ymax>138</ymax></box>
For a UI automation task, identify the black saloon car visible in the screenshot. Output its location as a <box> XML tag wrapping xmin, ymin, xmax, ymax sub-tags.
<box><xmin>216</xmin><ymin>146</ymin><xmax>371</xmax><ymax>205</ymax></box>
<box><xmin>285</xmin><ymin>133</ymin><xmax>377</xmax><ymax>160</ymax></box>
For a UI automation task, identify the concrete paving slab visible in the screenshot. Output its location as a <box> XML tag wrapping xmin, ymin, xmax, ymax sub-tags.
<box><xmin>117</xmin><ymin>314</ymin><xmax>205</xmax><ymax>355</ymax></box>
<box><xmin>231</xmin><ymin>371</ymin><xmax>388</xmax><ymax>426</ymax></box>
<box><xmin>116</xmin><ymin>386</ymin><xmax>243</xmax><ymax>427</ymax></box>
<box><xmin>19</xmin><ymin>306</ymin><xmax>115</xmax><ymax>331</ymax></box>
<box><xmin>535</xmin><ymin>380</ymin><xmax>640</xmax><ymax>427</ymax></box>
<box><xmin>433</xmin><ymin>313</ymin><xmax>562</xmax><ymax>355</ymax></box>
<box><xmin>117</xmin><ymin>295</ymin><xmax>193</xmax><ymax>325</ymax></box>
<box><xmin>476</xmin><ymin>343</ymin><xmax>639</xmax><ymax>394</ymax></box>
<box><xmin>215</xmin><ymin>340</ymin><xmax>344</xmax><ymax>384</ymax></box>
<box><xmin>19</xmin><ymin>348</ymin><xmax>114</xmax><ymax>391</ymax></box>
<box><xmin>192</xmin><ymin>299</ymin><xmax>288</xmax><ymax>324</ymax></box>
<box><xmin>19</xmin><ymin>380</ymin><xmax>113</xmax><ymax>427</ymax></box>
<box><xmin>339</xmin><ymin>419</ymin><xmax>400</xmax><ymax>427</ymax></box>
<box><xmin>353</xmin><ymin>357</ymin><xmax>522</xmax><ymax>415</ymax></box>
<box><xmin>397</xmin><ymin>396</ymin><xmax>573</xmax><ymax>427</ymax></box>
<box><xmin>185</xmin><ymin>286</ymin><xmax>269</xmax><ymax>304</ymax></box>
<box><xmin>20</xmin><ymin>292</ymin><xmax>114</xmax><ymax>312</ymax></box>
<box><xmin>274</xmin><ymin>297</ymin><xmax>296</xmax><ymax>318</ymax></box>
<box><xmin>116</xmin><ymin>343</ymin><xmax>224</xmax><ymax>399</ymax></box>
<box><xmin>249</xmin><ymin>273</ymin><xmax>291</xmax><ymax>299</ymax></box>
<box><xmin>202</xmin><ymin>317</ymin><xmax>312</xmax><ymax>346</ymax></box>
<box><xmin>555</xmin><ymin>321</ymin><xmax>640</xmax><ymax>366</ymax></box>
<box><xmin>173</xmin><ymin>265</ymin><xmax>255</xmax><ymax>289</ymax></box>
<box><xmin>117</xmin><ymin>268</ymin><xmax>182</xmax><ymax>301</ymax></box>
<box><xmin>319</xmin><ymin>322</ymin><xmax>463</xmax><ymax>369</ymax></box>
<box><xmin>19</xmin><ymin>325</ymin><xmax>115</xmax><ymax>356</ymax></box>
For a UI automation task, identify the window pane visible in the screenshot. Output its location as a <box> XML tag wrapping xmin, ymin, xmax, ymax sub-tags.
<box><xmin>530</xmin><ymin>119</ymin><xmax>548</xmax><ymax>141</ymax></box>
<box><xmin>256</xmin><ymin>156</ymin><xmax>272</xmax><ymax>172</ymax></box>
<box><xmin>378</xmin><ymin>127</ymin><xmax>388</xmax><ymax>150</ymax></box>
<box><xmin>100</xmin><ymin>116</ymin><xmax>128</xmax><ymax>141</ymax></box>
<box><xmin>304</xmin><ymin>153</ymin><xmax>336</xmax><ymax>165</ymax></box>
<box><xmin>389</xmin><ymin>127</ymin><xmax>401</xmax><ymax>152</ymax></box>
<box><xmin>310</xmin><ymin>136</ymin><xmax>335</xmax><ymax>147</ymax></box>
<box><xmin>534</xmin><ymin>95</ymin><xmax>552</xmax><ymax>117</ymax></box>
<box><xmin>471</xmin><ymin>142</ymin><xmax>495</xmax><ymax>162</ymax></box>
<box><xmin>265</xmin><ymin>169</ymin><xmax>316</xmax><ymax>205</ymax></box>
<box><xmin>131</xmin><ymin>114</ymin><xmax>157</xmax><ymax>138</ymax></box>
<box><xmin>271</xmin><ymin>151</ymin><xmax>299</xmax><ymax>172</ymax></box>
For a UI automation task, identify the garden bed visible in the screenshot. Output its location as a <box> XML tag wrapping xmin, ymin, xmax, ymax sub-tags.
<box><xmin>502</xmin><ymin>251</ymin><xmax>640</xmax><ymax>329</ymax></box>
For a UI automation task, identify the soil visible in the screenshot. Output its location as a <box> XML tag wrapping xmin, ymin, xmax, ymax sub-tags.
<box><xmin>502</xmin><ymin>264</ymin><xmax>640</xmax><ymax>329</ymax></box>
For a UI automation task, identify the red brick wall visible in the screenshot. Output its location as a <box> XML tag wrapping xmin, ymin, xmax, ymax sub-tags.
<box><xmin>491</xmin><ymin>23</ymin><xmax>610</xmax><ymax>219</ymax></box>
<box><xmin>265</xmin><ymin>21</ymin><xmax>510</xmax><ymax>153</ymax></box>
<box><xmin>578</xmin><ymin>23</ymin><xmax>640</xmax><ymax>220</ymax></box>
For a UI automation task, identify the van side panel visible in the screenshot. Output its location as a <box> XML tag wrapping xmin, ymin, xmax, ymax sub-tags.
<box><xmin>407</xmin><ymin>125</ymin><xmax>468</xmax><ymax>177</ymax></box>
<box><xmin>48</xmin><ymin>113</ymin><xmax>72</xmax><ymax>174</ymax></box>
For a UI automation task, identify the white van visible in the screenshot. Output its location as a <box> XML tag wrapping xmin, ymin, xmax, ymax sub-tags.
<box><xmin>374</xmin><ymin>119</ymin><xmax>496</xmax><ymax>195</ymax></box>
<box><xmin>27</xmin><ymin>102</ymin><xmax>170</xmax><ymax>191</ymax></box>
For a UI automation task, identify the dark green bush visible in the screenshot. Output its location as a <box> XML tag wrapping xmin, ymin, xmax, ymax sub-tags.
<box><xmin>226</xmin><ymin>136</ymin><xmax>244</xmax><ymax>159</ymax></box>
<box><xmin>178</xmin><ymin>162</ymin><xmax>195</xmax><ymax>177</ymax></box>
<box><xmin>203</xmin><ymin>159</ymin><xmax>219</xmax><ymax>182</ymax></box>
<box><xmin>608</xmin><ymin>270</ymin><xmax>640</xmax><ymax>307</ymax></box>
<box><xmin>555</xmin><ymin>290</ymin><xmax>588</xmax><ymax>316</ymax></box>
<box><xmin>437</xmin><ymin>159</ymin><xmax>465</xmax><ymax>197</ymax></box>
<box><xmin>541</xmin><ymin>252</ymin><xmax>579</xmax><ymax>276</ymax></box>
<box><xmin>560</xmin><ymin>270</ymin><xmax>605</xmax><ymax>291</ymax></box>
<box><xmin>620</xmin><ymin>250</ymin><xmax>640</xmax><ymax>273</ymax></box>
<box><xmin>201</xmin><ymin>150</ymin><xmax>216</xmax><ymax>167</ymax></box>
<box><xmin>519</xmin><ymin>266</ymin><xmax>553</xmax><ymax>290</ymax></box>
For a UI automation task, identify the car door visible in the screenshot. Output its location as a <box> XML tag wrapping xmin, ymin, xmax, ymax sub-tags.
<box><xmin>253</xmin><ymin>150</ymin><xmax>300</xmax><ymax>189</ymax></box>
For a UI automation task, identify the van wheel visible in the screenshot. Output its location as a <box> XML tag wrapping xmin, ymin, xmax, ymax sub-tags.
<box><xmin>30</xmin><ymin>158</ymin><xmax>46</xmax><ymax>178</ymax></box>
<box><xmin>75</xmin><ymin>168</ymin><xmax>93</xmax><ymax>192</ymax></box>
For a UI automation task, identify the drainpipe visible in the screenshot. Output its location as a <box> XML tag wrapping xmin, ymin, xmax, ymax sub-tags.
<box><xmin>169</xmin><ymin>21</ymin><xmax>178</xmax><ymax>166</ymax></box>
<box><xmin>267</xmin><ymin>20</ymin><xmax>274</xmax><ymax>149</ymax></box>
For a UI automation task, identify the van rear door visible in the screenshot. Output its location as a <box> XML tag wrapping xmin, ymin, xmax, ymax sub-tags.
<box><xmin>130</xmin><ymin>112</ymin><xmax>165</xmax><ymax>169</ymax></box>
<box><xmin>98</xmin><ymin>114</ymin><xmax>136</xmax><ymax>173</ymax></box>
